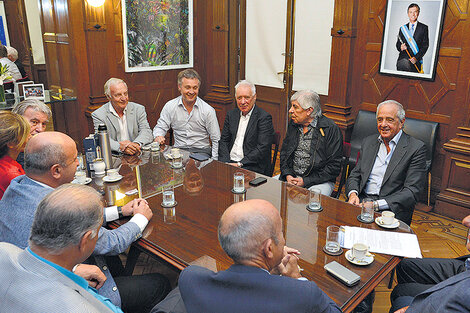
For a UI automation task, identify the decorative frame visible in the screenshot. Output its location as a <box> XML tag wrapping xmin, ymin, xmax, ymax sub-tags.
<box><xmin>23</xmin><ymin>84</ymin><xmax>45</xmax><ymax>100</ymax></box>
<box><xmin>122</xmin><ymin>0</ymin><xmax>193</xmax><ymax>72</ymax></box>
<box><xmin>379</xmin><ymin>0</ymin><xmax>447</xmax><ymax>81</ymax></box>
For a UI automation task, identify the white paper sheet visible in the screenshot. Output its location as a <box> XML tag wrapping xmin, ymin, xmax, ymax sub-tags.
<box><xmin>341</xmin><ymin>226</ymin><xmax>422</xmax><ymax>258</ymax></box>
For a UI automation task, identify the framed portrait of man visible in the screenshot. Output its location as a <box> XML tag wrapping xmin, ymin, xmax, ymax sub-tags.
<box><xmin>379</xmin><ymin>0</ymin><xmax>447</xmax><ymax>81</ymax></box>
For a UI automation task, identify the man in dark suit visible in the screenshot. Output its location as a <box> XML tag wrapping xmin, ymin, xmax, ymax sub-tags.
<box><xmin>153</xmin><ymin>199</ymin><xmax>341</xmax><ymax>313</ymax></box>
<box><xmin>346</xmin><ymin>100</ymin><xmax>427</xmax><ymax>225</ymax></box>
<box><xmin>396</xmin><ymin>3</ymin><xmax>429</xmax><ymax>73</ymax></box>
<box><xmin>390</xmin><ymin>214</ymin><xmax>470</xmax><ymax>313</ymax></box>
<box><xmin>218</xmin><ymin>80</ymin><xmax>274</xmax><ymax>176</ymax></box>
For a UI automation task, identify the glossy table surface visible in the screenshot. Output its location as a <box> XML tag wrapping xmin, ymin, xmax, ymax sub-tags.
<box><xmin>97</xmin><ymin>149</ymin><xmax>411</xmax><ymax>312</ymax></box>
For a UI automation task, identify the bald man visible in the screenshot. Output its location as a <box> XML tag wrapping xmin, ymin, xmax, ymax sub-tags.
<box><xmin>0</xmin><ymin>131</ymin><xmax>170</xmax><ymax>313</ymax></box>
<box><xmin>155</xmin><ymin>199</ymin><xmax>341</xmax><ymax>313</ymax></box>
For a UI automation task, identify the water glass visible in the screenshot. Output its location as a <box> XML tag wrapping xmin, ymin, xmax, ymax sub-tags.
<box><xmin>233</xmin><ymin>192</ymin><xmax>246</xmax><ymax>203</ymax></box>
<box><xmin>361</xmin><ymin>198</ymin><xmax>375</xmax><ymax>222</ymax></box>
<box><xmin>163</xmin><ymin>207</ymin><xmax>176</xmax><ymax>224</ymax></box>
<box><xmin>308</xmin><ymin>188</ymin><xmax>322</xmax><ymax>211</ymax></box>
<box><xmin>233</xmin><ymin>172</ymin><xmax>245</xmax><ymax>193</ymax></box>
<box><xmin>325</xmin><ymin>225</ymin><xmax>341</xmax><ymax>253</ymax></box>
<box><xmin>162</xmin><ymin>185</ymin><xmax>176</xmax><ymax>207</ymax></box>
<box><xmin>172</xmin><ymin>151</ymin><xmax>183</xmax><ymax>168</ymax></box>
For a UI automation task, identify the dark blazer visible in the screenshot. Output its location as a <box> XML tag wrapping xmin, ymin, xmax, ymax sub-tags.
<box><xmin>280</xmin><ymin>115</ymin><xmax>343</xmax><ymax>188</ymax></box>
<box><xmin>178</xmin><ymin>265</ymin><xmax>341</xmax><ymax>313</ymax></box>
<box><xmin>396</xmin><ymin>22</ymin><xmax>429</xmax><ymax>67</ymax></box>
<box><xmin>346</xmin><ymin>132</ymin><xmax>426</xmax><ymax>225</ymax></box>
<box><xmin>218</xmin><ymin>105</ymin><xmax>274</xmax><ymax>176</ymax></box>
<box><xmin>406</xmin><ymin>270</ymin><xmax>470</xmax><ymax>313</ymax></box>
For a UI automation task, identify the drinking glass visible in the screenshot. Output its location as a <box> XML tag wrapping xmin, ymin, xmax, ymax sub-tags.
<box><xmin>325</xmin><ymin>225</ymin><xmax>341</xmax><ymax>253</ymax></box>
<box><xmin>308</xmin><ymin>188</ymin><xmax>322</xmax><ymax>211</ymax></box>
<box><xmin>162</xmin><ymin>185</ymin><xmax>175</xmax><ymax>207</ymax></box>
<box><xmin>233</xmin><ymin>172</ymin><xmax>245</xmax><ymax>193</ymax></box>
<box><xmin>163</xmin><ymin>207</ymin><xmax>176</xmax><ymax>224</ymax></box>
<box><xmin>361</xmin><ymin>198</ymin><xmax>375</xmax><ymax>223</ymax></box>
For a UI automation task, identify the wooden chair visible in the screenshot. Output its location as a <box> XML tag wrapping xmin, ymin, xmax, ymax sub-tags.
<box><xmin>331</xmin><ymin>141</ymin><xmax>351</xmax><ymax>199</ymax></box>
<box><xmin>270</xmin><ymin>131</ymin><xmax>281</xmax><ymax>176</ymax></box>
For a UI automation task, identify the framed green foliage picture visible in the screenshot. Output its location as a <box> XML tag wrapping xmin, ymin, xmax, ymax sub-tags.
<box><xmin>122</xmin><ymin>0</ymin><xmax>193</xmax><ymax>72</ymax></box>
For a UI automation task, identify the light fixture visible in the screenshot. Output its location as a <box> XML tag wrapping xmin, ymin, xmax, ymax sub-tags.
<box><xmin>87</xmin><ymin>0</ymin><xmax>105</xmax><ymax>7</ymax></box>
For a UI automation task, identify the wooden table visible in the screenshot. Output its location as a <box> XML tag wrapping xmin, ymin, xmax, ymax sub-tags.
<box><xmin>103</xmin><ymin>151</ymin><xmax>411</xmax><ymax>312</ymax></box>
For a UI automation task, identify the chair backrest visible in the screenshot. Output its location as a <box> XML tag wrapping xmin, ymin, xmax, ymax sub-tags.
<box><xmin>332</xmin><ymin>141</ymin><xmax>351</xmax><ymax>199</ymax></box>
<box><xmin>348</xmin><ymin>110</ymin><xmax>439</xmax><ymax>172</ymax></box>
<box><xmin>270</xmin><ymin>131</ymin><xmax>281</xmax><ymax>176</ymax></box>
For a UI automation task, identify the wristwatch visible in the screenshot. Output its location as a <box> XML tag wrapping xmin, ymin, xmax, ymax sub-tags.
<box><xmin>117</xmin><ymin>206</ymin><xmax>123</xmax><ymax>218</ymax></box>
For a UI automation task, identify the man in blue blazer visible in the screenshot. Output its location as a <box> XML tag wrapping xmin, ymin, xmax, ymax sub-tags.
<box><xmin>155</xmin><ymin>199</ymin><xmax>341</xmax><ymax>313</ymax></box>
<box><xmin>0</xmin><ymin>131</ymin><xmax>170</xmax><ymax>313</ymax></box>
<box><xmin>92</xmin><ymin>78</ymin><xmax>153</xmax><ymax>155</ymax></box>
<box><xmin>346</xmin><ymin>100</ymin><xmax>427</xmax><ymax>225</ymax></box>
<box><xmin>218</xmin><ymin>80</ymin><xmax>274</xmax><ymax>176</ymax></box>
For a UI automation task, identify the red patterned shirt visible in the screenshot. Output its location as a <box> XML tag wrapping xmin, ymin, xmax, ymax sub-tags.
<box><xmin>0</xmin><ymin>155</ymin><xmax>25</xmax><ymax>199</ymax></box>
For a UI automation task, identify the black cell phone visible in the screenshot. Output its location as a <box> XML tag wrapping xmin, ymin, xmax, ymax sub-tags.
<box><xmin>190</xmin><ymin>152</ymin><xmax>210</xmax><ymax>161</ymax></box>
<box><xmin>249</xmin><ymin>177</ymin><xmax>267</xmax><ymax>186</ymax></box>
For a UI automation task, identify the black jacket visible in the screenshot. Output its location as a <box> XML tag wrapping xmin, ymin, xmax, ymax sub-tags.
<box><xmin>218</xmin><ymin>106</ymin><xmax>274</xmax><ymax>176</ymax></box>
<box><xmin>280</xmin><ymin>115</ymin><xmax>343</xmax><ymax>189</ymax></box>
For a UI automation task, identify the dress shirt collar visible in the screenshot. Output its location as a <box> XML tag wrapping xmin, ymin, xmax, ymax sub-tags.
<box><xmin>109</xmin><ymin>103</ymin><xmax>127</xmax><ymax>118</ymax></box>
<box><xmin>178</xmin><ymin>96</ymin><xmax>200</xmax><ymax>110</ymax></box>
<box><xmin>27</xmin><ymin>246</ymin><xmax>88</xmax><ymax>290</ymax></box>
<box><xmin>378</xmin><ymin>129</ymin><xmax>403</xmax><ymax>146</ymax></box>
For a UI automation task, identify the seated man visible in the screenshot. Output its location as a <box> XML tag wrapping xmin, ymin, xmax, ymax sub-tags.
<box><xmin>0</xmin><ymin>44</ymin><xmax>21</xmax><ymax>81</ymax></box>
<box><xmin>92</xmin><ymin>78</ymin><xmax>153</xmax><ymax>155</ymax></box>
<box><xmin>346</xmin><ymin>100</ymin><xmax>426</xmax><ymax>225</ymax></box>
<box><xmin>279</xmin><ymin>90</ymin><xmax>343</xmax><ymax>196</ymax></box>
<box><xmin>0</xmin><ymin>131</ymin><xmax>170</xmax><ymax>313</ymax></box>
<box><xmin>0</xmin><ymin>184</ymin><xmax>123</xmax><ymax>312</ymax></box>
<box><xmin>390</xmin><ymin>214</ymin><xmax>470</xmax><ymax>313</ymax></box>
<box><xmin>154</xmin><ymin>199</ymin><xmax>341</xmax><ymax>313</ymax></box>
<box><xmin>218</xmin><ymin>80</ymin><xmax>274</xmax><ymax>176</ymax></box>
<box><xmin>153</xmin><ymin>69</ymin><xmax>220</xmax><ymax>159</ymax></box>
<box><xmin>6</xmin><ymin>46</ymin><xmax>26</xmax><ymax>78</ymax></box>
<box><xmin>12</xmin><ymin>98</ymin><xmax>52</xmax><ymax>166</ymax></box>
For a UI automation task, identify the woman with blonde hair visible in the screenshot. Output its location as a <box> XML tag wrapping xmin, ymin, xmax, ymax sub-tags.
<box><xmin>0</xmin><ymin>111</ymin><xmax>30</xmax><ymax>198</ymax></box>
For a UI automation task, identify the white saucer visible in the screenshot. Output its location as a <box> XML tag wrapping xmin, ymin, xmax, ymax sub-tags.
<box><xmin>72</xmin><ymin>177</ymin><xmax>92</xmax><ymax>185</ymax></box>
<box><xmin>94</xmin><ymin>171</ymin><xmax>106</xmax><ymax>176</ymax></box>
<box><xmin>103</xmin><ymin>175</ymin><xmax>123</xmax><ymax>183</ymax></box>
<box><xmin>375</xmin><ymin>216</ymin><xmax>400</xmax><ymax>229</ymax></box>
<box><xmin>345</xmin><ymin>250</ymin><xmax>374</xmax><ymax>266</ymax></box>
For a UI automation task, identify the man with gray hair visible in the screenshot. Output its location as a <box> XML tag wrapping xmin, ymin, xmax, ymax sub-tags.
<box><xmin>167</xmin><ymin>199</ymin><xmax>341</xmax><ymax>312</ymax></box>
<box><xmin>12</xmin><ymin>98</ymin><xmax>52</xmax><ymax>167</ymax></box>
<box><xmin>346</xmin><ymin>100</ymin><xmax>426</xmax><ymax>225</ymax></box>
<box><xmin>153</xmin><ymin>69</ymin><xmax>220</xmax><ymax>159</ymax></box>
<box><xmin>0</xmin><ymin>131</ymin><xmax>170</xmax><ymax>312</ymax></box>
<box><xmin>6</xmin><ymin>46</ymin><xmax>26</xmax><ymax>77</ymax></box>
<box><xmin>92</xmin><ymin>77</ymin><xmax>153</xmax><ymax>155</ymax></box>
<box><xmin>0</xmin><ymin>44</ymin><xmax>21</xmax><ymax>81</ymax></box>
<box><xmin>279</xmin><ymin>90</ymin><xmax>343</xmax><ymax>196</ymax></box>
<box><xmin>218</xmin><ymin>80</ymin><xmax>274</xmax><ymax>175</ymax></box>
<box><xmin>0</xmin><ymin>184</ymin><xmax>122</xmax><ymax>312</ymax></box>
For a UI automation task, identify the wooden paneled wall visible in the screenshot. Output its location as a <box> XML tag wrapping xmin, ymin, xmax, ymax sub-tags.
<box><xmin>325</xmin><ymin>0</ymin><xmax>470</xmax><ymax>218</ymax></box>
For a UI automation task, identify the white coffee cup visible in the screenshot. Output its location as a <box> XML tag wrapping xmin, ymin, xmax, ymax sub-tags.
<box><xmin>171</xmin><ymin>148</ymin><xmax>181</xmax><ymax>158</ymax></box>
<box><xmin>352</xmin><ymin>243</ymin><xmax>368</xmax><ymax>261</ymax></box>
<box><xmin>107</xmin><ymin>168</ymin><xmax>120</xmax><ymax>178</ymax></box>
<box><xmin>381</xmin><ymin>211</ymin><xmax>396</xmax><ymax>225</ymax></box>
<box><xmin>75</xmin><ymin>171</ymin><xmax>87</xmax><ymax>184</ymax></box>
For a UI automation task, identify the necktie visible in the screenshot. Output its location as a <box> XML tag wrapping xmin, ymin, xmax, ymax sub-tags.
<box><xmin>411</xmin><ymin>24</ymin><xmax>415</xmax><ymax>34</ymax></box>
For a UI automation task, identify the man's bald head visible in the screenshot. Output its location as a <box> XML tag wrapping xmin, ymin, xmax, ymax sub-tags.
<box><xmin>24</xmin><ymin>132</ymin><xmax>78</xmax><ymax>185</ymax></box>
<box><xmin>218</xmin><ymin>199</ymin><xmax>281</xmax><ymax>263</ymax></box>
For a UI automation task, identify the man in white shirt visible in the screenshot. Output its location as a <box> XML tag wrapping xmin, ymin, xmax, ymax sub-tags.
<box><xmin>153</xmin><ymin>69</ymin><xmax>220</xmax><ymax>159</ymax></box>
<box><xmin>0</xmin><ymin>45</ymin><xmax>22</xmax><ymax>81</ymax></box>
<box><xmin>92</xmin><ymin>78</ymin><xmax>154</xmax><ymax>155</ymax></box>
<box><xmin>218</xmin><ymin>80</ymin><xmax>274</xmax><ymax>176</ymax></box>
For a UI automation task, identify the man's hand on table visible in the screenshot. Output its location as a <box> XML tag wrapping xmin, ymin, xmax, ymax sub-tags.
<box><xmin>271</xmin><ymin>246</ymin><xmax>302</xmax><ymax>278</ymax></box>
<box><xmin>154</xmin><ymin>136</ymin><xmax>166</xmax><ymax>145</ymax></box>
<box><xmin>348</xmin><ymin>192</ymin><xmax>360</xmax><ymax>206</ymax></box>
<box><xmin>134</xmin><ymin>198</ymin><xmax>153</xmax><ymax>221</ymax></box>
<box><xmin>121</xmin><ymin>198</ymin><xmax>148</xmax><ymax>216</ymax></box>
<box><xmin>74</xmin><ymin>264</ymin><xmax>107</xmax><ymax>289</ymax></box>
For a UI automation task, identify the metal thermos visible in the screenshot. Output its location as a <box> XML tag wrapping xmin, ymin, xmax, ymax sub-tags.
<box><xmin>97</xmin><ymin>124</ymin><xmax>113</xmax><ymax>170</ymax></box>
